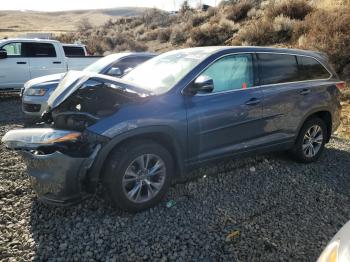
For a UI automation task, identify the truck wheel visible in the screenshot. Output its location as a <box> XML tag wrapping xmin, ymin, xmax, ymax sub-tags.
<box><xmin>102</xmin><ymin>140</ymin><xmax>174</xmax><ymax>212</ymax></box>
<box><xmin>291</xmin><ymin>117</ymin><xmax>327</xmax><ymax>163</ymax></box>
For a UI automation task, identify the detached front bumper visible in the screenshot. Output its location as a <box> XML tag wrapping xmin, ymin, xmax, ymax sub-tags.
<box><xmin>2</xmin><ymin>128</ymin><xmax>104</xmax><ymax>206</ymax></box>
<box><xmin>20</xmin><ymin>146</ymin><xmax>100</xmax><ymax>205</ymax></box>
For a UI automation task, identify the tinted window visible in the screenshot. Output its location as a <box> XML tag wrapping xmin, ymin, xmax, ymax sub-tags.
<box><xmin>258</xmin><ymin>53</ymin><xmax>299</xmax><ymax>85</ymax></box>
<box><xmin>111</xmin><ymin>57</ymin><xmax>151</xmax><ymax>73</ymax></box>
<box><xmin>1</xmin><ymin>42</ymin><xmax>22</xmax><ymax>56</ymax></box>
<box><xmin>297</xmin><ymin>56</ymin><xmax>330</xmax><ymax>80</ymax></box>
<box><xmin>199</xmin><ymin>54</ymin><xmax>254</xmax><ymax>93</ymax></box>
<box><xmin>63</xmin><ymin>46</ymin><xmax>85</xmax><ymax>57</ymax></box>
<box><xmin>23</xmin><ymin>43</ymin><xmax>56</xmax><ymax>57</ymax></box>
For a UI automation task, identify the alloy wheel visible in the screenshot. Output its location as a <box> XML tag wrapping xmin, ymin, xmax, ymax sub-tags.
<box><xmin>302</xmin><ymin>125</ymin><xmax>324</xmax><ymax>158</ymax></box>
<box><xmin>122</xmin><ymin>154</ymin><xmax>166</xmax><ymax>203</ymax></box>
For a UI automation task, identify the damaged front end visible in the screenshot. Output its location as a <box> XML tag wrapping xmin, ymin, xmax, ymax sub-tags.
<box><xmin>2</xmin><ymin>71</ymin><xmax>149</xmax><ymax>205</ymax></box>
<box><xmin>2</xmin><ymin>128</ymin><xmax>105</xmax><ymax>205</ymax></box>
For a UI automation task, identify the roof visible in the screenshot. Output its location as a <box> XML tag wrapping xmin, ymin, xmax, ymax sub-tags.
<box><xmin>0</xmin><ymin>38</ymin><xmax>60</xmax><ymax>43</ymax></box>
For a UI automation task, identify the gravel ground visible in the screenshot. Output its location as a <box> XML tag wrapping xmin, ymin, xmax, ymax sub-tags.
<box><xmin>1</xmin><ymin>97</ymin><xmax>350</xmax><ymax>262</ymax></box>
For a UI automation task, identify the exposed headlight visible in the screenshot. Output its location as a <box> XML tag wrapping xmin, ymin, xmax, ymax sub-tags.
<box><xmin>318</xmin><ymin>240</ymin><xmax>340</xmax><ymax>262</ymax></box>
<box><xmin>26</xmin><ymin>88</ymin><xmax>48</xmax><ymax>96</ymax></box>
<box><xmin>1</xmin><ymin>128</ymin><xmax>81</xmax><ymax>149</ymax></box>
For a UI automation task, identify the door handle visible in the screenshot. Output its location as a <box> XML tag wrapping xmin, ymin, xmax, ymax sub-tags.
<box><xmin>16</xmin><ymin>61</ymin><xmax>27</xmax><ymax>64</ymax></box>
<box><xmin>245</xmin><ymin>98</ymin><xmax>261</xmax><ymax>106</ymax></box>
<box><xmin>300</xmin><ymin>89</ymin><xmax>311</xmax><ymax>95</ymax></box>
<box><xmin>53</xmin><ymin>61</ymin><xmax>62</xmax><ymax>64</ymax></box>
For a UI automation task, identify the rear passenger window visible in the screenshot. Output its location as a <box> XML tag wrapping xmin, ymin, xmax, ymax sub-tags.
<box><xmin>23</xmin><ymin>43</ymin><xmax>56</xmax><ymax>57</ymax></box>
<box><xmin>63</xmin><ymin>46</ymin><xmax>85</xmax><ymax>57</ymax></box>
<box><xmin>258</xmin><ymin>53</ymin><xmax>299</xmax><ymax>85</ymax></box>
<box><xmin>297</xmin><ymin>56</ymin><xmax>330</xmax><ymax>80</ymax></box>
<box><xmin>199</xmin><ymin>54</ymin><xmax>254</xmax><ymax>93</ymax></box>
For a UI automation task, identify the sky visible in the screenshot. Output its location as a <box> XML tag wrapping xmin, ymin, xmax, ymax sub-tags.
<box><xmin>0</xmin><ymin>0</ymin><xmax>220</xmax><ymax>12</ymax></box>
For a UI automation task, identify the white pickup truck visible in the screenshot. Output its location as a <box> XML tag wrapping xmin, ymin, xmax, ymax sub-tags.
<box><xmin>0</xmin><ymin>38</ymin><xmax>101</xmax><ymax>91</ymax></box>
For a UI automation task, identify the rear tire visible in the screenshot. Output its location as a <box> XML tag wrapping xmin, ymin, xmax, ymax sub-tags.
<box><xmin>102</xmin><ymin>140</ymin><xmax>174</xmax><ymax>212</ymax></box>
<box><xmin>291</xmin><ymin>117</ymin><xmax>327</xmax><ymax>163</ymax></box>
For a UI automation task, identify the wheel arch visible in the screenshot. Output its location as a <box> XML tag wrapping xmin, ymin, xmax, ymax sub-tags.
<box><xmin>87</xmin><ymin>126</ymin><xmax>186</xmax><ymax>189</ymax></box>
<box><xmin>296</xmin><ymin>109</ymin><xmax>333</xmax><ymax>143</ymax></box>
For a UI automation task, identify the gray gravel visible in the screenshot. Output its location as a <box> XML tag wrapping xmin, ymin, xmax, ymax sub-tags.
<box><xmin>1</xmin><ymin>96</ymin><xmax>350</xmax><ymax>261</ymax></box>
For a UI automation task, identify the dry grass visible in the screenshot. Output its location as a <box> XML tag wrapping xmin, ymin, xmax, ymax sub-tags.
<box><xmin>265</xmin><ymin>0</ymin><xmax>313</xmax><ymax>20</ymax></box>
<box><xmin>0</xmin><ymin>8</ymin><xmax>148</xmax><ymax>38</ymax></box>
<box><xmin>298</xmin><ymin>7</ymin><xmax>350</xmax><ymax>79</ymax></box>
<box><xmin>225</xmin><ymin>1</ymin><xmax>253</xmax><ymax>22</ymax></box>
<box><xmin>314</xmin><ymin>0</ymin><xmax>350</xmax><ymax>9</ymax></box>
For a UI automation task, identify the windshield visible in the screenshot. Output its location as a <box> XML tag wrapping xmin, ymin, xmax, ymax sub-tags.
<box><xmin>122</xmin><ymin>48</ymin><xmax>217</xmax><ymax>94</ymax></box>
<box><xmin>83</xmin><ymin>54</ymin><xmax>128</xmax><ymax>73</ymax></box>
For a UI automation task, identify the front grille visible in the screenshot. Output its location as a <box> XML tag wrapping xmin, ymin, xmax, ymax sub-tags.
<box><xmin>23</xmin><ymin>103</ymin><xmax>41</xmax><ymax>113</ymax></box>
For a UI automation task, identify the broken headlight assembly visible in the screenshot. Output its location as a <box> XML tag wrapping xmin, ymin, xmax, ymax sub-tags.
<box><xmin>1</xmin><ymin>128</ymin><xmax>81</xmax><ymax>149</ymax></box>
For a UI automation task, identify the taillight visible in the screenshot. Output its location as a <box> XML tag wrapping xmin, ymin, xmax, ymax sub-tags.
<box><xmin>336</xmin><ymin>81</ymin><xmax>346</xmax><ymax>90</ymax></box>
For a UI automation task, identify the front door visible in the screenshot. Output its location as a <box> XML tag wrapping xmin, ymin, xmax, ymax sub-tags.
<box><xmin>186</xmin><ymin>53</ymin><xmax>264</xmax><ymax>163</ymax></box>
<box><xmin>0</xmin><ymin>42</ymin><xmax>30</xmax><ymax>89</ymax></box>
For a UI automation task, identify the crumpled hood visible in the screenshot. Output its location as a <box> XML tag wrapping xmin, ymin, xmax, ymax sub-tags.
<box><xmin>47</xmin><ymin>70</ymin><xmax>151</xmax><ymax>110</ymax></box>
<box><xmin>24</xmin><ymin>73</ymin><xmax>65</xmax><ymax>90</ymax></box>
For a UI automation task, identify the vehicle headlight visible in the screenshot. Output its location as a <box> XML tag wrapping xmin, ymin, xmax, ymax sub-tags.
<box><xmin>318</xmin><ymin>240</ymin><xmax>340</xmax><ymax>262</ymax></box>
<box><xmin>26</xmin><ymin>88</ymin><xmax>48</xmax><ymax>96</ymax></box>
<box><xmin>1</xmin><ymin>128</ymin><xmax>81</xmax><ymax>149</ymax></box>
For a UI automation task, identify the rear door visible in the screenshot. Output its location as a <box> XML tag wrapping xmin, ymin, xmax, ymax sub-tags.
<box><xmin>24</xmin><ymin>42</ymin><xmax>66</xmax><ymax>79</ymax></box>
<box><xmin>257</xmin><ymin>53</ymin><xmax>311</xmax><ymax>143</ymax></box>
<box><xmin>186</xmin><ymin>53</ymin><xmax>264</xmax><ymax>163</ymax></box>
<box><xmin>0</xmin><ymin>42</ymin><xmax>30</xmax><ymax>89</ymax></box>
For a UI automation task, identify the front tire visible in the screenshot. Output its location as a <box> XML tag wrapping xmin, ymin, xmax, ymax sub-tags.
<box><xmin>291</xmin><ymin>117</ymin><xmax>327</xmax><ymax>163</ymax></box>
<box><xmin>102</xmin><ymin>140</ymin><xmax>174</xmax><ymax>212</ymax></box>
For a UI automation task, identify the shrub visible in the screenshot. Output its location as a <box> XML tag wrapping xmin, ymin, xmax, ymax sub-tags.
<box><xmin>266</xmin><ymin>0</ymin><xmax>313</xmax><ymax>20</ymax></box>
<box><xmin>114</xmin><ymin>40</ymin><xmax>148</xmax><ymax>52</ymax></box>
<box><xmin>139</xmin><ymin>30</ymin><xmax>159</xmax><ymax>41</ymax></box>
<box><xmin>237</xmin><ymin>19</ymin><xmax>275</xmax><ymax>45</ymax></box>
<box><xmin>77</xmin><ymin>18</ymin><xmax>93</xmax><ymax>32</ymax></box>
<box><xmin>170</xmin><ymin>26</ymin><xmax>188</xmax><ymax>45</ymax></box>
<box><xmin>189</xmin><ymin>19</ymin><xmax>237</xmax><ymax>46</ymax></box>
<box><xmin>225</xmin><ymin>1</ymin><xmax>253</xmax><ymax>22</ymax></box>
<box><xmin>272</xmin><ymin>15</ymin><xmax>295</xmax><ymax>42</ymax></box>
<box><xmin>300</xmin><ymin>8</ymin><xmax>350</xmax><ymax>78</ymax></box>
<box><xmin>157</xmin><ymin>28</ymin><xmax>172</xmax><ymax>43</ymax></box>
<box><xmin>142</xmin><ymin>8</ymin><xmax>170</xmax><ymax>27</ymax></box>
<box><xmin>191</xmin><ymin>13</ymin><xmax>208</xmax><ymax>27</ymax></box>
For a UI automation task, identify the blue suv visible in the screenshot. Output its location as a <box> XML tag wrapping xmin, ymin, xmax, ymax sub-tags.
<box><xmin>2</xmin><ymin>46</ymin><xmax>343</xmax><ymax>212</ymax></box>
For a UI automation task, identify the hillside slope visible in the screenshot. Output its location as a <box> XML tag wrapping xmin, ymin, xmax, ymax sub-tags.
<box><xmin>0</xmin><ymin>7</ymin><xmax>149</xmax><ymax>38</ymax></box>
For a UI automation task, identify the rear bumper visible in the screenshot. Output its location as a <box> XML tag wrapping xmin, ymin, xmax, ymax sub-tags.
<box><xmin>20</xmin><ymin>146</ymin><xmax>100</xmax><ymax>206</ymax></box>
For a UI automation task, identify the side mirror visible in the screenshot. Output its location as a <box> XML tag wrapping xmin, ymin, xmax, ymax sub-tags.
<box><xmin>0</xmin><ymin>49</ymin><xmax>7</xmax><ymax>59</ymax></box>
<box><xmin>188</xmin><ymin>75</ymin><xmax>214</xmax><ymax>95</ymax></box>
<box><xmin>107</xmin><ymin>67</ymin><xmax>123</xmax><ymax>77</ymax></box>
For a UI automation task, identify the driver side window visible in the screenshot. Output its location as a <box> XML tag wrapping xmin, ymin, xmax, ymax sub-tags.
<box><xmin>200</xmin><ymin>54</ymin><xmax>254</xmax><ymax>93</ymax></box>
<box><xmin>2</xmin><ymin>42</ymin><xmax>22</xmax><ymax>57</ymax></box>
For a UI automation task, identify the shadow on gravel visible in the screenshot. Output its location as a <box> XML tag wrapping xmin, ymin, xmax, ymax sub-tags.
<box><xmin>27</xmin><ymin>144</ymin><xmax>350</xmax><ymax>261</ymax></box>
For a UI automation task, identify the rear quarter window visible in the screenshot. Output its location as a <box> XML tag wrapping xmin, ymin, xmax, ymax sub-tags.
<box><xmin>297</xmin><ymin>56</ymin><xmax>331</xmax><ymax>80</ymax></box>
<box><xmin>258</xmin><ymin>53</ymin><xmax>300</xmax><ymax>85</ymax></box>
<box><xmin>63</xmin><ymin>46</ymin><xmax>86</xmax><ymax>57</ymax></box>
